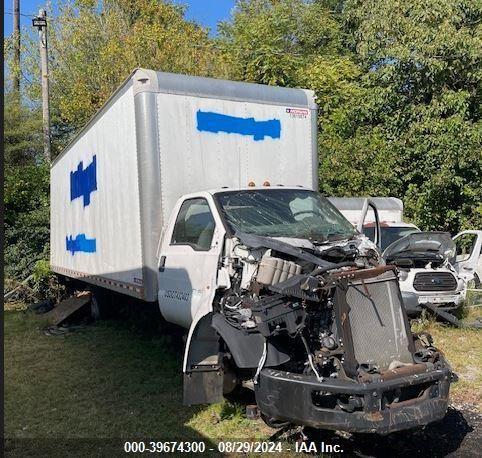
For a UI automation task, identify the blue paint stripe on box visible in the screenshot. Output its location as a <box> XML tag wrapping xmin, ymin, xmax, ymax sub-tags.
<box><xmin>70</xmin><ymin>155</ymin><xmax>97</xmax><ymax>206</ymax></box>
<box><xmin>196</xmin><ymin>110</ymin><xmax>281</xmax><ymax>141</ymax></box>
<box><xmin>66</xmin><ymin>234</ymin><xmax>97</xmax><ymax>255</ymax></box>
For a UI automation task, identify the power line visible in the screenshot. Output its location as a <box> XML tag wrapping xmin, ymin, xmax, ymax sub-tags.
<box><xmin>4</xmin><ymin>11</ymin><xmax>37</xmax><ymax>18</ymax></box>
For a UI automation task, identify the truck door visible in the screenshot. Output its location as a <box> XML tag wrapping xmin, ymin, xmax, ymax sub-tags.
<box><xmin>453</xmin><ymin>231</ymin><xmax>482</xmax><ymax>287</ymax></box>
<box><xmin>157</xmin><ymin>196</ymin><xmax>224</xmax><ymax>327</ymax></box>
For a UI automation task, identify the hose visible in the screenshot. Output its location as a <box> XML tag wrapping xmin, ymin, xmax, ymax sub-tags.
<box><xmin>300</xmin><ymin>334</ymin><xmax>323</xmax><ymax>382</ymax></box>
<box><xmin>254</xmin><ymin>338</ymin><xmax>268</xmax><ymax>385</ymax></box>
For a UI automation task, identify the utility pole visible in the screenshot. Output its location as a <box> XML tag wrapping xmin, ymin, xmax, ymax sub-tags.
<box><xmin>33</xmin><ymin>9</ymin><xmax>51</xmax><ymax>162</ymax></box>
<box><xmin>13</xmin><ymin>0</ymin><xmax>21</xmax><ymax>96</ymax></box>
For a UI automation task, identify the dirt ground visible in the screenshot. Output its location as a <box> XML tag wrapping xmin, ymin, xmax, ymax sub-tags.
<box><xmin>294</xmin><ymin>406</ymin><xmax>481</xmax><ymax>457</ymax></box>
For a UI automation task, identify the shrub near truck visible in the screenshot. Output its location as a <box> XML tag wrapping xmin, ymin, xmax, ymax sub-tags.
<box><xmin>51</xmin><ymin>69</ymin><xmax>452</xmax><ymax>434</ymax></box>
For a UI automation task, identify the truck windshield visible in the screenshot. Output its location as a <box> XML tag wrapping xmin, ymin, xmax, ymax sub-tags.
<box><xmin>215</xmin><ymin>189</ymin><xmax>356</xmax><ymax>242</ymax></box>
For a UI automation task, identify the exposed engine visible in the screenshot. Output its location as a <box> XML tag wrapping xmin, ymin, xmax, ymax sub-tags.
<box><xmin>212</xmin><ymin>231</ymin><xmax>448</xmax><ymax>422</ymax></box>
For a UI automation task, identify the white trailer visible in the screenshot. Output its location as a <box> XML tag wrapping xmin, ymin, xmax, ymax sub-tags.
<box><xmin>327</xmin><ymin>196</ymin><xmax>408</xmax><ymax>225</ymax></box>
<box><xmin>50</xmin><ymin>69</ymin><xmax>452</xmax><ymax>433</ymax></box>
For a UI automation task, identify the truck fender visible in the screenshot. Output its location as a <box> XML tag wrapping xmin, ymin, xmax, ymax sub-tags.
<box><xmin>182</xmin><ymin>311</ymin><xmax>223</xmax><ymax>405</ymax></box>
<box><xmin>211</xmin><ymin>314</ymin><xmax>290</xmax><ymax>369</ymax></box>
<box><xmin>183</xmin><ymin>311</ymin><xmax>219</xmax><ymax>372</ymax></box>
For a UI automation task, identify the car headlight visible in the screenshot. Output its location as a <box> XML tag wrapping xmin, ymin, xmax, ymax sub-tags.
<box><xmin>398</xmin><ymin>270</ymin><xmax>409</xmax><ymax>281</ymax></box>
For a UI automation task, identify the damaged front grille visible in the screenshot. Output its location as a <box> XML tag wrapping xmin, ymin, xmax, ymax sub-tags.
<box><xmin>413</xmin><ymin>272</ymin><xmax>457</xmax><ymax>291</ymax></box>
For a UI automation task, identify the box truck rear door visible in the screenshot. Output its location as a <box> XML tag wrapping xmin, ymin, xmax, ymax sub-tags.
<box><xmin>157</xmin><ymin>196</ymin><xmax>223</xmax><ymax>328</ymax></box>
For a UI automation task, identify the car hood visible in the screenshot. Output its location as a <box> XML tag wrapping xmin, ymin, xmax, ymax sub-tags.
<box><xmin>383</xmin><ymin>231</ymin><xmax>456</xmax><ymax>264</ymax></box>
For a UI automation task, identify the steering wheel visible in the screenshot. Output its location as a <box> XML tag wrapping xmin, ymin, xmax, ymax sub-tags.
<box><xmin>292</xmin><ymin>210</ymin><xmax>318</xmax><ymax>218</ymax></box>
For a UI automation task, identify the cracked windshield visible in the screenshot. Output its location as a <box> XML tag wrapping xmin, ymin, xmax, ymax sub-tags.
<box><xmin>216</xmin><ymin>189</ymin><xmax>356</xmax><ymax>242</ymax></box>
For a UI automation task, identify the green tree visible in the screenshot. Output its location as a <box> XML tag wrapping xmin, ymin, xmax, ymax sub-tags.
<box><xmin>3</xmin><ymin>93</ymin><xmax>43</xmax><ymax>166</ymax></box>
<box><xmin>22</xmin><ymin>0</ymin><xmax>227</xmax><ymax>155</ymax></box>
<box><xmin>3</xmin><ymin>93</ymin><xmax>50</xmax><ymax>280</ymax></box>
<box><xmin>219</xmin><ymin>0</ymin><xmax>362</xmax><ymax>123</ymax></box>
<box><xmin>318</xmin><ymin>0</ymin><xmax>482</xmax><ymax>232</ymax></box>
<box><xmin>219</xmin><ymin>0</ymin><xmax>346</xmax><ymax>85</ymax></box>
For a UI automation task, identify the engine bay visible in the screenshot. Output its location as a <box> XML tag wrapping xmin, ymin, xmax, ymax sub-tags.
<box><xmin>213</xmin><ymin>232</ymin><xmax>447</xmax><ymax>400</ymax></box>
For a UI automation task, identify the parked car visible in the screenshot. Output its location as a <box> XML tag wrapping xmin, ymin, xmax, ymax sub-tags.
<box><xmin>383</xmin><ymin>232</ymin><xmax>466</xmax><ymax>312</ymax></box>
<box><xmin>383</xmin><ymin>230</ymin><xmax>482</xmax><ymax>314</ymax></box>
<box><xmin>330</xmin><ymin>197</ymin><xmax>482</xmax><ymax>310</ymax></box>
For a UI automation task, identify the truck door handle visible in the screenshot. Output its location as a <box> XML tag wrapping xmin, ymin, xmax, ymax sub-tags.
<box><xmin>159</xmin><ymin>256</ymin><xmax>166</xmax><ymax>272</ymax></box>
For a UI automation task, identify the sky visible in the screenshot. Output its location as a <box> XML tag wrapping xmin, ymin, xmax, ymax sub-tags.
<box><xmin>3</xmin><ymin>0</ymin><xmax>236</xmax><ymax>37</ymax></box>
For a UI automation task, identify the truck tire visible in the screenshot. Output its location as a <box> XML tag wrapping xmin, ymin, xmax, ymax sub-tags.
<box><xmin>224</xmin><ymin>385</ymin><xmax>255</xmax><ymax>405</ymax></box>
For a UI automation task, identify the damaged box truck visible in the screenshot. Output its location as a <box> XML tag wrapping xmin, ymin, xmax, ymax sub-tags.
<box><xmin>51</xmin><ymin>69</ymin><xmax>452</xmax><ymax>434</ymax></box>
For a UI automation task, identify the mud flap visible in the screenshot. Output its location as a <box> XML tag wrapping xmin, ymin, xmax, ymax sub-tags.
<box><xmin>183</xmin><ymin>313</ymin><xmax>223</xmax><ymax>405</ymax></box>
<box><xmin>183</xmin><ymin>371</ymin><xmax>223</xmax><ymax>405</ymax></box>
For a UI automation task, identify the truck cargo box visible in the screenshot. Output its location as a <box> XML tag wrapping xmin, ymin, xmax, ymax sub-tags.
<box><xmin>327</xmin><ymin>197</ymin><xmax>405</xmax><ymax>225</ymax></box>
<box><xmin>50</xmin><ymin>69</ymin><xmax>317</xmax><ymax>301</ymax></box>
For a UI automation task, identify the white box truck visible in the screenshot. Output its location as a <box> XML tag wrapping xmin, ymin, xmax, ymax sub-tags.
<box><xmin>51</xmin><ymin>69</ymin><xmax>452</xmax><ymax>434</ymax></box>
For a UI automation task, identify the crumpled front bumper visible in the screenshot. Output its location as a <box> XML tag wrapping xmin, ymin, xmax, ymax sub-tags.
<box><xmin>255</xmin><ymin>367</ymin><xmax>451</xmax><ymax>435</ymax></box>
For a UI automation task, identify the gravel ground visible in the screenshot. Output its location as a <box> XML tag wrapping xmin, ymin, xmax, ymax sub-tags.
<box><xmin>296</xmin><ymin>405</ymin><xmax>481</xmax><ymax>457</ymax></box>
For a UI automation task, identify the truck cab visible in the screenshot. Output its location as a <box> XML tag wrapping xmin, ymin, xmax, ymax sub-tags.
<box><xmin>158</xmin><ymin>186</ymin><xmax>452</xmax><ymax>434</ymax></box>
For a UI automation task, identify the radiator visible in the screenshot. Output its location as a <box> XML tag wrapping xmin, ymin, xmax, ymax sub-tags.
<box><xmin>344</xmin><ymin>270</ymin><xmax>414</xmax><ymax>371</ymax></box>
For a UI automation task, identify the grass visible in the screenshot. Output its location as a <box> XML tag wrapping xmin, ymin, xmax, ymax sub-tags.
<box><xmin>411</xmin><ymin>303</ymin><xmax>482</xmax><ymax>410</ymax></box>
<box><xmin>4</xmin><ymin>298</ymin><xmax>481</xmax><ymax>454</ymax></box>
<box><xmin>3</xmin><ymin>306</ymin><xmax>272</xmax><ymax>446</ymax></box>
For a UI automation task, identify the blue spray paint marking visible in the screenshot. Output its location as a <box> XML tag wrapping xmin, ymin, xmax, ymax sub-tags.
<box><xmin>196</xmin><ymin>110</ymin><xmax>281</xmax><ymax>141</ymax></box>
<box><xmin>70</xmin><ymin>155</ymin><xmax>97</xmax><ymax>206</ymax></box>
<box><xmin>66</xmin><ymin>234</ymin><xmax>97</xmax><ymax>255</ymax></box>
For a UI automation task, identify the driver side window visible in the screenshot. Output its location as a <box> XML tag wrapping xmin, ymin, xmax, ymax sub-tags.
<box><xmin>171</xmin><ymin>198</ymin><xmax>215</xmax><ymax>251</ymax></box>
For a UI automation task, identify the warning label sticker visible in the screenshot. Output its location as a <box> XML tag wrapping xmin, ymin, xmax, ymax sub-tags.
<box><xmin>286</xmin><ymin>107</ymin><xmax>309</xmax><ymax>119</ymax></box>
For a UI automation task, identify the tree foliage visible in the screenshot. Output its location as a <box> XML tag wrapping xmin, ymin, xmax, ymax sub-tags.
<box><xmin>3</xmin><ymin>141</ymin><xmax>50</xmax><ymax>280</ymax></box>
<box><xmin>335</xmin><ymin>0</ymin><xmax>482</xmax><ymax>231</ymax></box>
<box><xmin>23</xmin><ymin>0</ymin><xmax>228</xmax><ymax>153</ymax></box>
<box><xmin>3</xmin><ymin>93</ymin><xmax>43</xmax><ymax>166</ymax></box>
<box><xmin>3</xmin><ymin>87</ymin><xmax>49</xmax><ymax>280</ymax></box>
